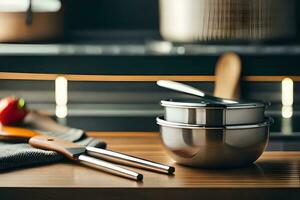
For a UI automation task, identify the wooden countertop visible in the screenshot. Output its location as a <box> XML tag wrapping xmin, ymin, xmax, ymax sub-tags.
<box><xmin>0</xmin><ymin>132</ymin><xmax>300</xmax><ymax>200</ymax></box>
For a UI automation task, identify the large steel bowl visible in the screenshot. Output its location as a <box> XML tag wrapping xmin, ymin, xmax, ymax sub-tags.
<box><xmin>157</xmin><ymin>117</ymin><xmax>272</xmax><ymax>168</ymax></box>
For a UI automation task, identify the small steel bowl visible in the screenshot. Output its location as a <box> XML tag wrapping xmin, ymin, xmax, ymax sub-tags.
<box><xmin>157</xmin><ymin>116</ymin><xmax>272</xmax><ymax>168</ymax></box>
<box><xmin>161</xmin><ymin>99</ymin><xmax>267</xmax><ymax>126</ymax></box>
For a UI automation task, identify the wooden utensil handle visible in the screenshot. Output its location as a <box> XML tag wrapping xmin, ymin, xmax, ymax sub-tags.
<box><xmin>214</xmin><ymin>52</ymin><xmax>241</xmax><ymax>99</ymax></box>
<box><xmin>29</xmin><ymin>135</ymin><xmax>86</xmax><ymax>160</ymax></box>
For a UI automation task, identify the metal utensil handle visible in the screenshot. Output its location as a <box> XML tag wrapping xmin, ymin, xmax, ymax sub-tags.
<box><xmin>79</xmin><ymin>155</ymin><xmax>143</xmax><ymax>181</ymax></box>
<box><xmin>157</xmin><ymin>80</ymin><xmax>237</xmax><ymax>104</ymax></box>
<box><xmin>157</xmin><ymin>80</ymin><xmax>207</xmax><ymax>98</ymax></box>
<box><xmin>86</xmin><ymin>147</ymin><xmax>175</xmax><ymax>175</ymax></box>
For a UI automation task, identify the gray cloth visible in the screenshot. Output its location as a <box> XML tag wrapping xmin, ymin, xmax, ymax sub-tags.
<box><xmin>0</xmin><ymin>128</ymin><xmax>106</xmax><ymax>171</ymax></box>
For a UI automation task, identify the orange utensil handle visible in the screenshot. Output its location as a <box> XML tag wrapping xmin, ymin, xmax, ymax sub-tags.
<box><xmin>0</xmin><ymin>125</ymin><xmax>39</xmax><ymax>141</ymax></box>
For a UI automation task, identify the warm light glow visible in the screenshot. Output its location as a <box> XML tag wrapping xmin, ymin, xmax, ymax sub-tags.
<box><xmin>177</xmin><ymin>46</ymin><xmax>185</xmax><ymax>54</ymax></box>
<box><xmin>55</xmin><ymin>76</ymin><xmax>68</xmax><ymax>106</ymax></box>
<box><xmin>56</xmin><ymin>105</ymin><xmax>68</xmax><ymax>118</ymax></box>
<box><xmin>55</xmin><ymin>76</ymin><xmax>68</xmax><ymax>118</ymax></box>
<box><xmin>282</xmin><ymin>106</ymin><xmax>293</xmax><ymax>119</ymax></box>
<box><xmin>151</xmin><ymin>41</ymin><xmax>172</xmax><ymax>53</ymax></box>
<box><xmin>282</xmin><ymin>78</ymin><xmax>294</xmax><ymax>106</ymax></box>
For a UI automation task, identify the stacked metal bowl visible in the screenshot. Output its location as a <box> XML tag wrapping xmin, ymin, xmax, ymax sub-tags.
<box><xmin>156</xmin><ymin>80</ymin><xmax>272</xmax><ymax>168</ymax></box>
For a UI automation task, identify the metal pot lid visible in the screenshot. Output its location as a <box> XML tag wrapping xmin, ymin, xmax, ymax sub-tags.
<box><xmin>157</xmin><ymin>116</ymin><xmax>273</xmax><ymax>130</ymax></box>
<box><xmin>161</xmin><ymin>98</ymin><xmax>267</xmax><ymax>109</ymax></box>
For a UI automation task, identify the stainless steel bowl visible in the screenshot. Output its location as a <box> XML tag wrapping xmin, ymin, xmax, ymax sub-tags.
<box><xmin>157</xmin><ymin>116</ymin><xmax>272</xmax><ymax>168</ymax></box>
<box><xmin>162</xmin><ymin>99</ymin><xmax>267</xmax><ymax>126</ymax></box>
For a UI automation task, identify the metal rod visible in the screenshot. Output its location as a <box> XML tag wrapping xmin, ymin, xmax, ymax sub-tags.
<box><xmin>78</xmin><ymin>154</ymin><xmax>143</xmax><ymax>181</ymax></box>
<box><xmin>86</xmin><ymin>147</ymin><xmax>175</xmax><ymax>175</ymax></box>
<box><xmin>157</xmin><ymin>80</ymin><xmax>237</xmax><ymax>104</ymax></box>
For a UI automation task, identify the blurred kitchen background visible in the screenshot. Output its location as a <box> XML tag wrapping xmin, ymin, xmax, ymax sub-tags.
<box><xmin>0</xmin><ymin>0</ymin><xmax>300</xmax><ymax>150</ymax></box>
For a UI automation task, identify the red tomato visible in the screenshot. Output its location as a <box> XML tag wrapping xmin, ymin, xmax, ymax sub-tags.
<box><xmin>0</xmin><ymin>97</ymin><xmax>28</xmax><ymax>125</ymax></box>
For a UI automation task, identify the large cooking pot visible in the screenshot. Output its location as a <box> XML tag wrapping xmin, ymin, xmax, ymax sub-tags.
<box><xmin>159</xmin><ymin>0</ymin><xmax>295</xmax><ymax>42</ymax></box>
<box><xmin>0</xmin><ymin>0</ymin><xmax>64</xmax><ymax>42</ymax></box>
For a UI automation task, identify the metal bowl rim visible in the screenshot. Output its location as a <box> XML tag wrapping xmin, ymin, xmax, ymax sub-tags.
<box><xmin>157</xmin><ymin>116</ymin><xmax>273</xmax><ymax>130</ymax></box>
<box><xmin>161</xmin><ymin>99</ymin><xmax>267</xmax><ymax>110</ymax></box>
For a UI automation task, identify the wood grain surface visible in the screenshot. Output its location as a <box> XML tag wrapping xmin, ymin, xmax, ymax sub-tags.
<box><xmin>0</xmin><ymin>132</ymin><xmax>299</xmax><ymax>200</ymax></box>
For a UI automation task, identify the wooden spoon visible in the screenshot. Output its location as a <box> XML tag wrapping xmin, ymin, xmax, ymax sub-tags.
<box><xmin>213</xmin><ymin>52</ymin><xmax>242</xmax><ymax>99</ymax></box>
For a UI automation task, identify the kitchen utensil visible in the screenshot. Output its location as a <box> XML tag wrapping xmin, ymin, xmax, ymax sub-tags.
<box><xmin>161</xmin><ymin>98</ymin><xmax>266</xmax><ymax>126</ymax></box>
<box><xmin>0</xmin><ymin>0</ymin><xmax>63</xmax><ymax>42</ymax></box>
<box><xmin>0</xmin><ymin>126</ymin><xmax>175</xmax><ymax>180</ymax></box>
<box><xmin>31</xmin><ymin>135</ymin><xmax>143</xmax><ymax>181</ymax></box>
<box><xmin>213</xmin><ymin>53</ymin><xmax>241</xmax><ymax>99</ymax></box>
<box><xmin>24</xmin><ymin>112</ymin><xmax>174</xmax><ymax>173</ymax></box>
<box><xmin>157</xmin><ymin>116</ymin><xmax>272</xmax><ymax>168</ymax></box>
<box><xmin>157</xmin><ymin>80</ymin><xmax>238</xmax><ymax>104</ymax></box>
<box><xmin>159</xmin><ymin>0</ymin><xmax>295</xmax><ymax>42</ymax></box>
